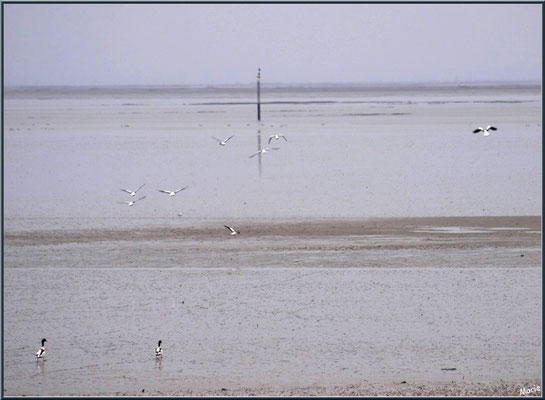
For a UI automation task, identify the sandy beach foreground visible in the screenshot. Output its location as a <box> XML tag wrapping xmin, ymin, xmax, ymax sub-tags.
<box><xmin>146</xmin><ymin>380</ymin><xmax>541</xmax><ymax>397</ymax></box>
<box><xmin>3</xmin><ymin>216</ymin><xmax>541</xmax><ymax>397</ymax></box>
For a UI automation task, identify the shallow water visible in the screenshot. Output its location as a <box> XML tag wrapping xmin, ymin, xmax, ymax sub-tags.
<box><xmin>3</xmin><ymin>83</ymin><xmax>542</xmax><ymax>229</ymax></box>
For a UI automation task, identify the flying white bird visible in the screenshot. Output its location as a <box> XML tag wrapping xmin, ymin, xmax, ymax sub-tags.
<box><xmin>473</xmin><ymin>126</ymin><xmax>497</xmax><ymax>136</ymax></box>
<box><xmin>118</xmin><ymin>196</ymin><xmax>146</xmax><ymax>206</ymax></box>
<box><xmin>224</xmin><ymin>225</ymin><xmax>240</xmax><ymax>235</ymax></box>
<box><xmin>158</xmin><ymin>186</ymin><xmax>189</xmax><ymax>197</ymax></box>
<box><xmin>155</xmin><ymin>340</ymin><xmax>163</xmax><ymax>357</ymax></box>
<box><xmin>35</xmin><ymin>338</ymin><xmax>47</xmax><ymax>359</ymax></box>
<box><xmin>249</xmin><ymin>147</ymin><xmax>279</xmax><ymax>158</ymax></box>
<box><xmin>212</xmin><ymin>136</ymin><xmax>234</xmax><ymax>146</ymax></box>
<box><xmin>121</xmin><ymin>183</ymin><xmax>145</xmax><ymax>196</ymax></box>
<box><xmin>268</xmin><ymin>134</ymin><xmax>288</xmax><ymax>144</ymax></box>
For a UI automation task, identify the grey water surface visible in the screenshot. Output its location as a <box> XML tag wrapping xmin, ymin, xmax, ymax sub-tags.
<box><xmin>4</xmin><ymin>83</ymin><xmax>541</xmax><ymax>230</ymax></box>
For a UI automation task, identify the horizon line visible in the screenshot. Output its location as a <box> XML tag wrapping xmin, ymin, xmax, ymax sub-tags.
<box><xmin>4</xmin><ymin>79</ymin><xmax>541</xmax><ymax>90</ymax></box>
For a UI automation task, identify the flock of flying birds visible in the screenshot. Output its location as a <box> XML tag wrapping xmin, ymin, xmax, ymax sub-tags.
<box><xmin>34</xmin><ymin>123</ymin><xmax>498</xmax><ymax>361</ymax></box>
<box><xmin>114</xmin><ymin>132</ymin><xmax>289</xmax><ymax>237</ymax></box>
<box><xmin>117</xmin><ymin>184</ymin><xmax>189</xmax><ymax>207</ymax></box>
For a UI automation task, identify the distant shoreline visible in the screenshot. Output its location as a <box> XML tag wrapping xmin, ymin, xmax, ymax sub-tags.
<box><xmin>4</xmin><ymin>80</ymin><xmax>541</xmax><ymax>92</ymax></box>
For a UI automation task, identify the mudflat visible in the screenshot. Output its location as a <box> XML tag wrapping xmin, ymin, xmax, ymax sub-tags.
<box><xmin>3</xmin><ymin>216</ymin><xmax>541</xmax><ymax>396</ymax></box>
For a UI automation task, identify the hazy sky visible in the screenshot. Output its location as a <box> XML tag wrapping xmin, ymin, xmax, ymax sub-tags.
<box><xmin>3</xmin><ymin>3</ymin><xmax>542</xmax><ymax>86</ymax></box>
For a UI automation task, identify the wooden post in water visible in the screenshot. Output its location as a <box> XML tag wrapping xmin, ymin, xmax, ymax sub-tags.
<box><xmin>257</xmin><ymin>68</ymin><xmax>261</xmax><ymax>121</ymax></box>
<box><xmin>256</xmin><ymin>69</ymin><xmax>262</xmax><ymax>177</ymax></box>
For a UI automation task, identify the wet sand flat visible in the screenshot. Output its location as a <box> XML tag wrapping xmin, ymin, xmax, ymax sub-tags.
<box><xmin>3</xmin><ymin>216</ymin><xmax>541</xmax><ymax>270</ymax></box>
<box><xmin>3</xmin><ymin>216</ymin><xmax>541</xmax><ymax>396</ymax></box>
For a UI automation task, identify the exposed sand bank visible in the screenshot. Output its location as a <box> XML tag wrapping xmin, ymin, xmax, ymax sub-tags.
<box><xmin>4</xmin><ymin>215</ymin><xmax>540</xmax><ymax>245</ymax></box>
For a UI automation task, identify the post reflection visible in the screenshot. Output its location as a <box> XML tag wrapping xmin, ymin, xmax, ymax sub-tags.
<box><xmin>257</xmin><ymin>129</ymin><xmax>262</xmax><ymax>178</ymax></box>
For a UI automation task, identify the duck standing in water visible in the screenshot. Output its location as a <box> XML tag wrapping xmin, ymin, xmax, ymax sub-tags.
<box><xmin>35</xmin><ymin>338</ymin><xmax>47</xmax><ymax>359</ymax></box>
<box><xmin>155</xmin><ymin>340</ymin><xmax>163</xmax><ymax>358</ymax></box>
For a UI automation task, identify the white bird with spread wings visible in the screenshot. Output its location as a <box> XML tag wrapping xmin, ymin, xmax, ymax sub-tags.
<box><xmin>224</xmin><ymin>225</ymin><xmax>240</xmax><ymax>235</ymax></box>
<box><xmin>158</xmin><ymin>186</ymin><xmax>189</xmax><ymax>197</ymax></box>
<box><xmin>268</xmin><ymin>134</ymin><xmax>288</xmax><ymax>144</ymax></box>
<box><xmin>473</xmin><ymin>126</ymin><xmax>497</xmax><ymax>136</ymax></box>
<box><xmin>212</xmin><ymin>136</ymin><xmax>234</xmax><ymax>146</ymax></box>
<box><xmin>249</xmin><ymin>147</ymin><xmax>279</xmax><ymax>158</ymax></box>
<box><xmin>118</xmin><ymin>196</ymin><xmax>146</xmax><ymax>206</ymax></box>
<box><xmin>121</xmin><ymin>183</ymin><xmax>145</xmax><ymax>196</ymax></box>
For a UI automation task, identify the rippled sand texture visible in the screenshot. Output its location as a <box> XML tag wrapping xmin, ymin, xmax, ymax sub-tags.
<box><xmin>3</xmin><ymin>84</ymin><xmax>542</xmax><ymax>396</ymax></box>
<box><xmin>3</xmin><ymin>217</ymin><xmax>541</xmax><ymax>396</ymax></box>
